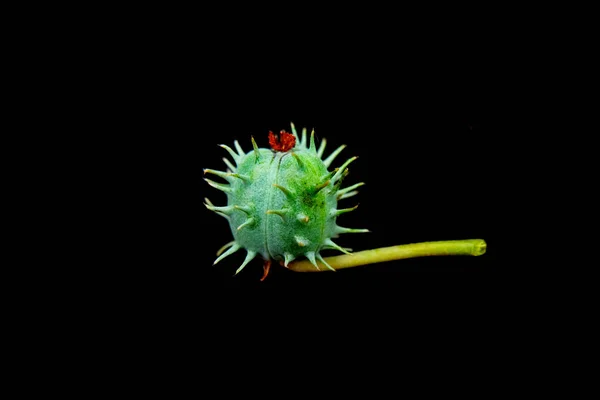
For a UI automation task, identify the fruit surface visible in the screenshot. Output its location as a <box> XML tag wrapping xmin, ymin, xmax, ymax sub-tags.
<box><xmin>204</xmin><ymin>123</ymin><xmax>367</xmax><ymax>278</ymax></box>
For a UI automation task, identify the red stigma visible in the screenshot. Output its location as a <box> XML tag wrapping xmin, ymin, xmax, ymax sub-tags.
<box><xmin>268</xmin><ymin>130</ymin><xmax>296</xmax><ymax>152</ymax></box>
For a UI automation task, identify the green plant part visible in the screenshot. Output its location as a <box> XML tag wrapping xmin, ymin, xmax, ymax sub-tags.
<box><xmin>204</xmin><ymin>123</ymin><xmax>367</xmax><ymax>280</ymax></box>
<box><xmin>285</xmin><ymin>239</ymin><xmax>487</xmax><ymax>272</ymax></box>
<box><xmin>204</xmin><ymin>123</ymin><xmax>487</xmax><ymax>280</ymax></box>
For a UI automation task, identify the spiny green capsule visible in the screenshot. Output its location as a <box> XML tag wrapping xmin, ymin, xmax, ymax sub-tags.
<box><xmin>204</xmin><ymin>122</ymin><xmax>369</xmax><ymax>279</ymax></box>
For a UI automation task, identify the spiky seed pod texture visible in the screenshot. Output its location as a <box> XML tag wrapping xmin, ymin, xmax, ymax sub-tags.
<box><xmin>204</xmin><ymin>122</ymin><xmax>368</xmax><ymax>279</ymax></box>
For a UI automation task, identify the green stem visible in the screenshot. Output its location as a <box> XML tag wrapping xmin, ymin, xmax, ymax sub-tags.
<box><xmin>287</xmin><ymin>239</ymin><xmax>487</xmax><ymax>272</ymax></box>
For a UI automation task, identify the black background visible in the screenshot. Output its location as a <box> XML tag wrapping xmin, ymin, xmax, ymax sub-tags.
<box><xmin>22</xmin><ymin>7</ymin><xmax>560</xmax><ymax>389</ymax></box>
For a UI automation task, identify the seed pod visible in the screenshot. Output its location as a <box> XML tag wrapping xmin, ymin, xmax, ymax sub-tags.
<box><xmin>204</xmin><ymin>123</ymin><xmax>368</xmax><ymax>279</ymax></box>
